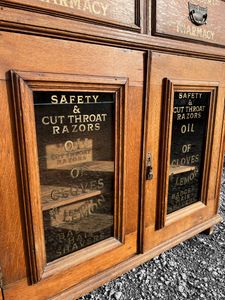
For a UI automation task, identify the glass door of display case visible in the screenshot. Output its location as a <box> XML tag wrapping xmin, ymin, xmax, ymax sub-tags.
<box><xmin>0</xmin><ymin>37</ymin><xmax>145</xmax><ymax>300</ymax></box>
<box><xmin>141</xmin><ymin>51</ymin><xmax>224</xmax><ymax>254</ymax></box>
<box><xmin>10</xmin><ymin>70</ymin><xmax>136</xmax><ymax>284</ymax></box>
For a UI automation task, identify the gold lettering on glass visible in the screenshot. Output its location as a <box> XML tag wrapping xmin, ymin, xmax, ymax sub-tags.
<box><xmin>34</xmin><ymin>91</ymin><xmax>115</xmax><ymax>262</ymax></box>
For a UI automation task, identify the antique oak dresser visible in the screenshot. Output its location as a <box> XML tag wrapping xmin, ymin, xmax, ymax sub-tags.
<box><xmin>0</xmin><ymin>0</ymin><xmax>224</xmax><ymax>299</ymax></box>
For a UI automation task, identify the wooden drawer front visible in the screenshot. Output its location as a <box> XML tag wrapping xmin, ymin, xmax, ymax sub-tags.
<box><xmin>153</xmin><ymin>0</ymin><xmax>225</xmax><ymax>47</ymax></box>
<box><xmin>0</xmin><ymin>30</ymin><xmax>145</xmax><ymax>298</ymax></box>
<box><xmin>1</xmin><ymin>0</ymin><xmax>141</xmax><ymax>31</ymax></box>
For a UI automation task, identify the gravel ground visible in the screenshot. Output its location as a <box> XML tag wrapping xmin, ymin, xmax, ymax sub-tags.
<box><xmin>78</xmin><ymin>167</ymin><xmax>225</xmax><ymax>300</ymax></box>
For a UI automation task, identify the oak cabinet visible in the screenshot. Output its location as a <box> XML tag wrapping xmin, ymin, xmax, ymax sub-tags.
<box><xmin>0</xmin><ymin>0</ymin><xmax>224</xmax><ymax>299</ymax></box>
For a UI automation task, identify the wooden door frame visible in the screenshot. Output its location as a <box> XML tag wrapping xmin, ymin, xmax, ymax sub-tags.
<box><xmin>157</xmin><ymin>79</ymin><xmax>219</xmax><ymax>229</ymax></box>
<box><xmin>11</xmin><ymin>70</ymin><xmax>129</xmax><ymax>284</ymax></box>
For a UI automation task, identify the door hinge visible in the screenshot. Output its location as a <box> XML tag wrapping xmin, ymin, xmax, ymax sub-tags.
<box><xmin>146</xmin><ymin>152</ymin><xmax>153</xmax><ymax>180</ymax></box>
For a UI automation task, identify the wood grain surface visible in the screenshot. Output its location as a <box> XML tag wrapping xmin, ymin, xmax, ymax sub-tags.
<box><xmin>0</xmin><ymin>0</ymin><xmax>225</xmax><ymax>59</ymax></box>
<box><xmin>0</xmin><ymin>0</ymin><xmax>141</xmax><ymax>30</ymax></box>
<box><xmin>153</xmin><ymin>0</ymin><xmax>225</xmax><ymax>47</ymax></box>
<box><xmin>0</xmin><ymin>30</ymin><xmax>145</xmax><ymax>300</ymax></box>
<box><xmin>141</xmin><ymin>51</ymin><xmax>225</xmax><ymax>252</ymax></box>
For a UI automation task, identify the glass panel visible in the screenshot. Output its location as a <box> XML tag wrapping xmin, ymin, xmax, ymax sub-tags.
<box><xmin>33</xmin><ymin>91</ymin><xmax>115</xmax><ymax>263</ymax></box>
<box><xmin>167</xmin><ymin>91</ymin><xmax>210</xmax><ymax>214</ymax></box>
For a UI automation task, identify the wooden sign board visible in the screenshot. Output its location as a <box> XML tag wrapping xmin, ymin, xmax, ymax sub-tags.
<box><xmin>153</xmin><ymin>0</ymin><xmax>225</xmax><ymax>47</ymax></box>
<box><xmin>0</xmin><ymin>35</ymin><xmax>147</xmax><ymax>300</ymax></box>
<box><xmin>1</xmin><ymin>0</ymin><xmax>140</xmax><ymax>30</ymax></box>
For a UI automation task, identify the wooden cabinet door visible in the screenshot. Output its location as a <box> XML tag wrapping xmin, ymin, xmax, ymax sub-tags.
<box><xmin>141</xmin><ymin>51</ymin><xmax>225</xmax><ymax>254</ymax></box>
<box><xmin>0</xmin><ymin>31</ymin><xmax>145</xmax><ymax>299</ymax></box>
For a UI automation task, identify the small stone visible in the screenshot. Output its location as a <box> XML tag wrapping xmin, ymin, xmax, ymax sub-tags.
<box><xmin>161</xmin><ymin>253</ymin><xmax>166</xmax><ymax>259</ymax></box>
<box><xmin>169</xmin><ymin>260</ymin><xmax>175</xmax><ymax>266</ymax></box>
<box><xmin>114</xmin><ymin>291</ymin><xmax>122</xmax><ymax>300</ymax></box>
<box><xmin>178</xmin><ymin>285</ymin><xmax>184</xmax><ymax>293</ymax></box>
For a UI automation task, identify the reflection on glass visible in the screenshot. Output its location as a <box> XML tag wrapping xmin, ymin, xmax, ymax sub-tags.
<box><xmin>167</xmin><ymin>91</ymin><xmax>210</xmax><ymax>214</ymax></box>
<box><xmin>34</xmin><ymin>91</ymin><xmax>115</xmax><ymax>262</ymax></box>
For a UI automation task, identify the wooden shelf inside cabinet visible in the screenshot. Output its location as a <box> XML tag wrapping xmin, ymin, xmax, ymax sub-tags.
<box><xmin>42</xmin><ymin>188</ymin><xmax>110</xmax><ymax>211</ymax></box>
<box><xmin>41</xmin><ymin>160</ymin><xmax>114</xmax><ymax>210</ymax></box>
<box><xmin>169</xmin><ymin>166</ymin><xmax>196</xmax><ymax>175</ymax></box>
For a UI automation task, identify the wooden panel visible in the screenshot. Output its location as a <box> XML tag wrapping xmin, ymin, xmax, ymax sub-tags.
<box><xmin>3</xmin><ymin>232</ymin><xmax>137</xmax><ymax>300</ymax></box>
<box><xmin>0</xmin><ymin>4</ymin><xmax>225</xmax><ymax>60</ymax></box>
<box><xmin>0</xmin><ymin>0</ymin><xmax>141</xmax><ymax>30</ymax></box>
<box><xmin>0</xmin><ymin>80</ymin><xmax>28</xmax><ymax>284</ymax></box>
<box><xmin>153</xmin><ymin>0</ymin><xmax>225</xmax><ymax>47</ymax></box>
<box><xmin>11</xmin><ymin>70</ymin><xmax>131</xmax><ymax>283</ymax></box>
<box><xmin>149</xmin><ymin>53</ymin><xmax>225</xmax><ymax>203</ymax></box>
<box><xmin>143</xmin><ymin>210</ymin><xmax>222</xmax><ymax>251</ymax></box>
<box><xmin>0</xmin><ymin>31</ymin><xmax>145</xmax><ymax>288</ymax></box>
<box><xmin>141</xmin><ymin>51</ymin><xmax>225</xmax><ymax>252</ymax></box>
<box><xmin>3</xmin><ymin>214</ymin><xmax>222</xmax><ymax>300</ymax></box>
<box><xmin>150</xmin><ymin>52</ymin><xmax>225</xmax><ymax>87</ymax></box>
<box><xmin>126</xmin><ymin>87</ymin><xmax>144</xmax><ymax>233</ymax></box>
<box><xmin>0</xmin><ymin>32</ymin><xmax>144</xmax><ymax>86</ymax></box>
<box><xmin>209</xmin><ymin>87</ymin><xmax>225</xmax><ymax>202</ymax></box>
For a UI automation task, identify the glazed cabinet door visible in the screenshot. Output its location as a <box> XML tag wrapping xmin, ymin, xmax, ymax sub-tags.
<box><xmin>0</xmin><ymin>31</ymin><xmax>145</xmax><ymax>299</ymax></box>
<box><xmin>141</xmin><ymin>51</ymin><xmax>225</xmax><ymax>254</ymax></box>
